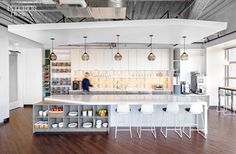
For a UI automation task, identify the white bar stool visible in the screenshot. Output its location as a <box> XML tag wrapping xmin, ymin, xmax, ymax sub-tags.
<box><xmin>115</xmin><ymin>104</ymin><xmax>132</xmax><ymax>139</ymax></box>
<box><xmin>183</xmin><ymin>104</ymin><xmax>206</xmax><ymax>139</ymax></box>
<box><xmin>161</xmin><ymin>104</ymin><xmax>182</xmax><ymax>138</ymax></box>
<box><xmin>137</xmin><ymin>104</ymin><xmax>156</xmax><ymax>139</ymax></box>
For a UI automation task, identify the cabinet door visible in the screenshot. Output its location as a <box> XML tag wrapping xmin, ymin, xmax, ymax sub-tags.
<box><xmin>103</xmin><ymin>49</ymin><xmax>113</xmax><ymax>70</ymax></box>
<box><xmin>160</xmin><ymin>49</ymin><xmax>170</xmax><ymax>70</ymax></box>
<box><xmin>136</xmin><ymin>49</ymin><xmax>145</xmax><ymax>70</ymax></box>
<box><xmin>128</xmin><ymin>49</ymin><xmax>137</xmax><ymax>70</ymax></box>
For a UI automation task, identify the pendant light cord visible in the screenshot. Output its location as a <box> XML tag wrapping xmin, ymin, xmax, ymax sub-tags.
<box><xmin>149</xmin><ymin>35</ymin><xmax>153</xmax><ymax>53</ymax></box>
<box><xmin>183</xmin><ymin>36</ymin><xmax>186</xmax><ymax>53</ymax></box>
<box><xmin>84</xmin><ymin>36</ymin><xmax>87</xmax><ymax>53</ymax></box>
<box><xmin>51</xmin><ymin>38</ymin><xmax>54</xmax><ymax>53</ymax></box>
<box><xmin>117</xmin><ymin>35</ymin><xmax>120</xmax><ymax>53</ymax></box>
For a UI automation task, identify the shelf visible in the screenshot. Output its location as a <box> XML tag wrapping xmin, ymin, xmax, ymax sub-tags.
<box><xmin>94</xmin><ymin>116</ymin><xmax>108</xmax><ymax>119</ymax></box>
<box><xmin>51</xmin><ymin>85</ymin><xmax>71</xmax><ymax>87</ymax></box>
<box><xmin>64</xmin><ymin>116</ymin><xmax>79</xmax><ymax>118</ymax></box>
<box><xmin>79</xmin><ymin>116</ymin><xmax>93</xmax><ymax>118</ymax></box>
<box><xmin>34</xmin><ymin>116</ymin><xmax>48</xmax><ymax>118</ymax></box>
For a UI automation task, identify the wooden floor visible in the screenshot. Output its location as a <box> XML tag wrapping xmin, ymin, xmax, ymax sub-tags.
<box><xmin>1</xmin><ymin>107</ymin><xmax>236</xmax><ymax>154</ymax></box>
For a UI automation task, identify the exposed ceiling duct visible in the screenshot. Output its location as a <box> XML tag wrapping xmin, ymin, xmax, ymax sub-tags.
<box><xmin>60</xmin><ymin>0</ymin><xmax>126</xmax><ymax>19</ymax></box>
<box><xmin>6</xmin><ymin>0</ymin><xmax>126</xmax><ymax>19</ymax></box>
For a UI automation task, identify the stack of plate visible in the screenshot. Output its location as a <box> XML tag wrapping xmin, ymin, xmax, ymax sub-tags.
<box><xmin>68</xmin><ymin>123</ymin><xmax>78</xmax><ymax>128</ymax></box>
<box><xmin>82</xmin><ymin>122</ymin><xmax>92</xmax><ymax>128</ymax></box>
<box><xmin>68</xmin><ymin>112</ymin><xmax>78</xmax><ymax>116</ymax></box>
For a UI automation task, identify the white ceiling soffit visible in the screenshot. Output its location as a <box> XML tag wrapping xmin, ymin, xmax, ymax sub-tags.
<box><xmin>8</xmin><ymin>19</ymin><xmax>227</xmax><ymax>48</ymax></box>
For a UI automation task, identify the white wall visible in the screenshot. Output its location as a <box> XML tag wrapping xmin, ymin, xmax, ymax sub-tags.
<box><xmin>0</xmin><ymin>29</ymin><xmax>9</xmax><ymax>122</ymax></box>
<box><xmin>20</xmin><ymin>48</ymin><xmax>43</xmax><ymax>105</ymax></box>
<box><xmin>71</xmin><ymin>48</ymin><xmax>170</xmax><ymax>72</ymax></box>
<box><xmin>180</xmin><ymin>49</ymin><xmax>206</xmax><ymax>84</ymax></box>
<box><xmin>206</xmin><ymin>46</ymin><xmax>225</xmax><ymax>106</ymax></box>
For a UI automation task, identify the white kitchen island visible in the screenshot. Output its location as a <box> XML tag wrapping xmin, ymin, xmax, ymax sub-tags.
<box><xmin>41</xmin><ymin>94</ymin><xmax>208</xmax><ymax>135</ymax></box>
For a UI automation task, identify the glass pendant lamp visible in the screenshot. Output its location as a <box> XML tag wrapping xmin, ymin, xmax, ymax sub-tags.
<box><xmin>49</xmin><ymin>38</ymin><xmax>57</xmax><ymax>61</ymax></box>
<box><xmin>180</xmin><ymin>36</ymin><xmax>189</xmax><ymax>61</ymax></box>
<box><xmin>81</xmin><ymin>36</ymin><xmax>89</xmax><ymax>61</ymax></box>
<box><xmin>114</xmin><ymin>35</ymin><xmax>122</xmax><ymax>61</ymax></box>
<box><xmin>148</xmin><ymin>35</ymin><xmax>156</xmax><ymax>61</ymax></box>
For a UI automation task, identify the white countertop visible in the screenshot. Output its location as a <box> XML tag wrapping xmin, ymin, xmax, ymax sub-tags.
<box><xmin>44</xmin><ymin>94</ymin><xmax>207</xmax><ymax>106</ymax></box>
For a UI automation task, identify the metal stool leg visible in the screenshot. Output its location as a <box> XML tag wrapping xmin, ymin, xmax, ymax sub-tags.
<box><xmin>161</xmin><ymin>112</ymin><xmax>167</xmax><ymax>138</ymax></box>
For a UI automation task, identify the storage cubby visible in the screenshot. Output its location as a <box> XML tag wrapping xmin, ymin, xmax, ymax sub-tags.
<box><xmin>49</xmin><ymin>118</ymin><xmax>64</xmax><ymax>129</ymax></box>
<box><xmin>94</xmin><ymin>105</ymin><xmax>108</xmax><ymax>118</ymax></box>
<box><xmin>33</xmin><ymin>105</ymin><xmax>48</xmax><ymax>117</ymax></box>
<box><xmin>64</xmin><ymin>118</ymin><xmax>79</xmax><ymax>128</ymax></box>
<box><xmin>94</xmin><ymin>118</ymin><xmax>109</xmax><ymax>129</ymax></box>
<box><xmin>79</xmin><ymin>105</ymin><xmax>94</xmax><ymax>117</ymax></box>
<box><xmin>80</xmin><ymin>117</ymin><xmax>93</xmax><ymax>129</ymax></box>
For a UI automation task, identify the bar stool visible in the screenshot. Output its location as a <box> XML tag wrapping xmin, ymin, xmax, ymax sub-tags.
<box><xmin>115</xmin><ymin>104</ymin><xmax>132</xmax><ymax>139</ymax></box>
<box><xmin>137</xmin><ymin>104</ymin><xmax>156</xmax><ymax>139</ymax></box>
<box><xmin>183</xmin><ymin>104</ymin><xmax>206</xmax><ymax>139</ymax></box>
<box><xmin>161</xmin><ymin>104</ymin><xmax>182</xmax><ymax>138</ymax></box>
<box><xmin>217</xmin><ymin>89</ymin><xmax>234</xmax><ymax>115</ymax></box>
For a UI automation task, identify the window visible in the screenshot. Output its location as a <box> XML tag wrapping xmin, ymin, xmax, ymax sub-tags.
<box><xmin>225</xmin><ymin>47</ymin><xmax>236</xmax><ymax>87</ymax></box>
<box><xmin>225</xmin><ymin>47</ymin><xmax>236</xmax><ymax>108</ymax></box>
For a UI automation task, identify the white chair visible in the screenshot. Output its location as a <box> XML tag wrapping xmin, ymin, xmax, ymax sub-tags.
<box><xmin>115</xmin><ymin>104</ymin><xmax>132</xmax><ymax>139</ymax></box>
<box><xmin>183</xmin><ymin>104</ymin><xmax>206</xmax><ymax>139</ymax></box>
<box><xmin>137</xmin><ymin>104</ymin><xmax>156</xmax><ymax>139</ymax></box>
<box><xmin>161</xmin><ymin>104</ymin><xmax>182</xmax><ymax>138</ymax></box>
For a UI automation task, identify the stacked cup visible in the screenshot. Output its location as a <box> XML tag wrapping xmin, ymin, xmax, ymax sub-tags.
<box><xmin>96</xmin><ymin>120</ymin><xmax>102</xmax><ymax>128</ymax></box>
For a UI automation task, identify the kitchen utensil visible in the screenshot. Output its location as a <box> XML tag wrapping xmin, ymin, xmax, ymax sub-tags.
<box><xmin>82</xmin><ymin>122</ymin><xmax>92</xmax><ymax>128</ymax></box>
<box><xmin>52</xmin><ymin>123</ymin><xmax>58</xmax><ymax>128</ymax></box>
<box><xmin>102</xmin><ymin>122</ymin><xmax>108</xmax><ymax>128</ymax></box>
<box><xmin>96</xmin><ymin>120</ymin><xmax>102</xmax><ymax>125</ymax></box>
<box><xmin>58</xmin><ymin>122</ymin><xmax>63</xmax><ymax>128</ymax></box>
<box><xmin>39</xmin><ymin>110</ymin><xmax>43</xmax><ymax>116</ymax></box>
<box><xmin>96</xmin><ymin>125</ymin><xmax>101</xmax><ymax>128</ymax></box>
<box><xmin>68</xmin><ymin>112</ymin><xmax>78</xmax><ymax>116</ymax></box>
<box><xmin>82</xmin><ymin>110</ymin><xmax>87</xmax><ymax>116</ymax></box>
<box><xmin>68</xmin><ymin>123</ymin><xmax>78</xmax><ymax>128</ymax></box>
<box><xmin>88</xmin><ymin>110</ymin><xmax>93</xmax><ymax>116</ymax></box>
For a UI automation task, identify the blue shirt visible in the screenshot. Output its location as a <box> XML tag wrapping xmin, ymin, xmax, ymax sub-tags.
<box><xmin>82</xmin><ymin>78</ymin><xmax>92</xmax><ymax>92</ymax></box>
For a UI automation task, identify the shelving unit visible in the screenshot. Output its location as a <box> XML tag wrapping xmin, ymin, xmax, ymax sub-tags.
<box><xmin>50</xmin><ymin>50</ymin><xmax>72</xmax><ymax>95</ymax></box>
<box><xmin>33</xmin><ymin>103</ymin><xmax>109</xmax><ymax>133</ymax></box>
<box><xmin>43</xmin><ymin>50</ymin><xmax>51</xmax><ymax>97</ymax></box>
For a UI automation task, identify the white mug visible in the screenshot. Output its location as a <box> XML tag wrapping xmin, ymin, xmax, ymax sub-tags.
<box><xmin>88</xmin><ymin>110</ymin><xmax>93</xmax><ymax>116</ymax></box>
<box><xmin>43</xmin><ymin>111</ymin><xmax>47</xmax><ymax>117</ymax></box>
<box><xmin>82</xmin><ymin>110</ymin><xmax>87</xmax><ymax>117</ymax></box>
<box><xmin>39</xmin><ymin>111</ymin><xmax>43</xmax><ymax>116</ymax></box>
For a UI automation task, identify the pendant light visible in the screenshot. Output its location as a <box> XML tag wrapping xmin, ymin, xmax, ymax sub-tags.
<box><xmin>114</xmin><ymin>35</ymin><xmax>122</xmax><ymax>61</ymax></box>
<box><xmin>81</xmin><ymin>36</ymin><xmax>89</xmax><ymax>61</ymax></box>
<box><xmin>49</xmin><ymin>38</ymin><xmax>57</xmax><ymax>61</ymax></box>
<box><xmin>148</xmin><ymin>35</ymin><xmax>156</xmax><ymax>61</ymax></box>
<box><xmin>181</xmin><ymin>36</ymin><xmax>189</xmax><ymax>61</ymax></box>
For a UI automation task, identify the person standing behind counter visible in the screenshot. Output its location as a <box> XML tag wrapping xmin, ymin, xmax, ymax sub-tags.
<box><xmin>82</xmin><ymin>72</ymin><xmax>93</xmax><ymax>94</ymax></box>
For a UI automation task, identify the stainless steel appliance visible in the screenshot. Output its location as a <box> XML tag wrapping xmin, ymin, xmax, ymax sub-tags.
<box><xmin>180</xmin><ymin>81</ymin><xmax>191</xmax><ymax>94</ymax></box>
<box><xmin>191</xmin><ymin>72</ymin><xmax>206</xmax><ymax>94</ymax></box>
<box><xmin>73</xmin><ymin>81</ymin><xmax>81</xmax><ymax>90</ymax></box>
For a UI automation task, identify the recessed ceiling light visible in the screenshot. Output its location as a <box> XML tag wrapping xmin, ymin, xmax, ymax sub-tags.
<box><xmin>14</xmin><ymin>43</ymin><xmax>19</xmax><ymax>46</ymax></box>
